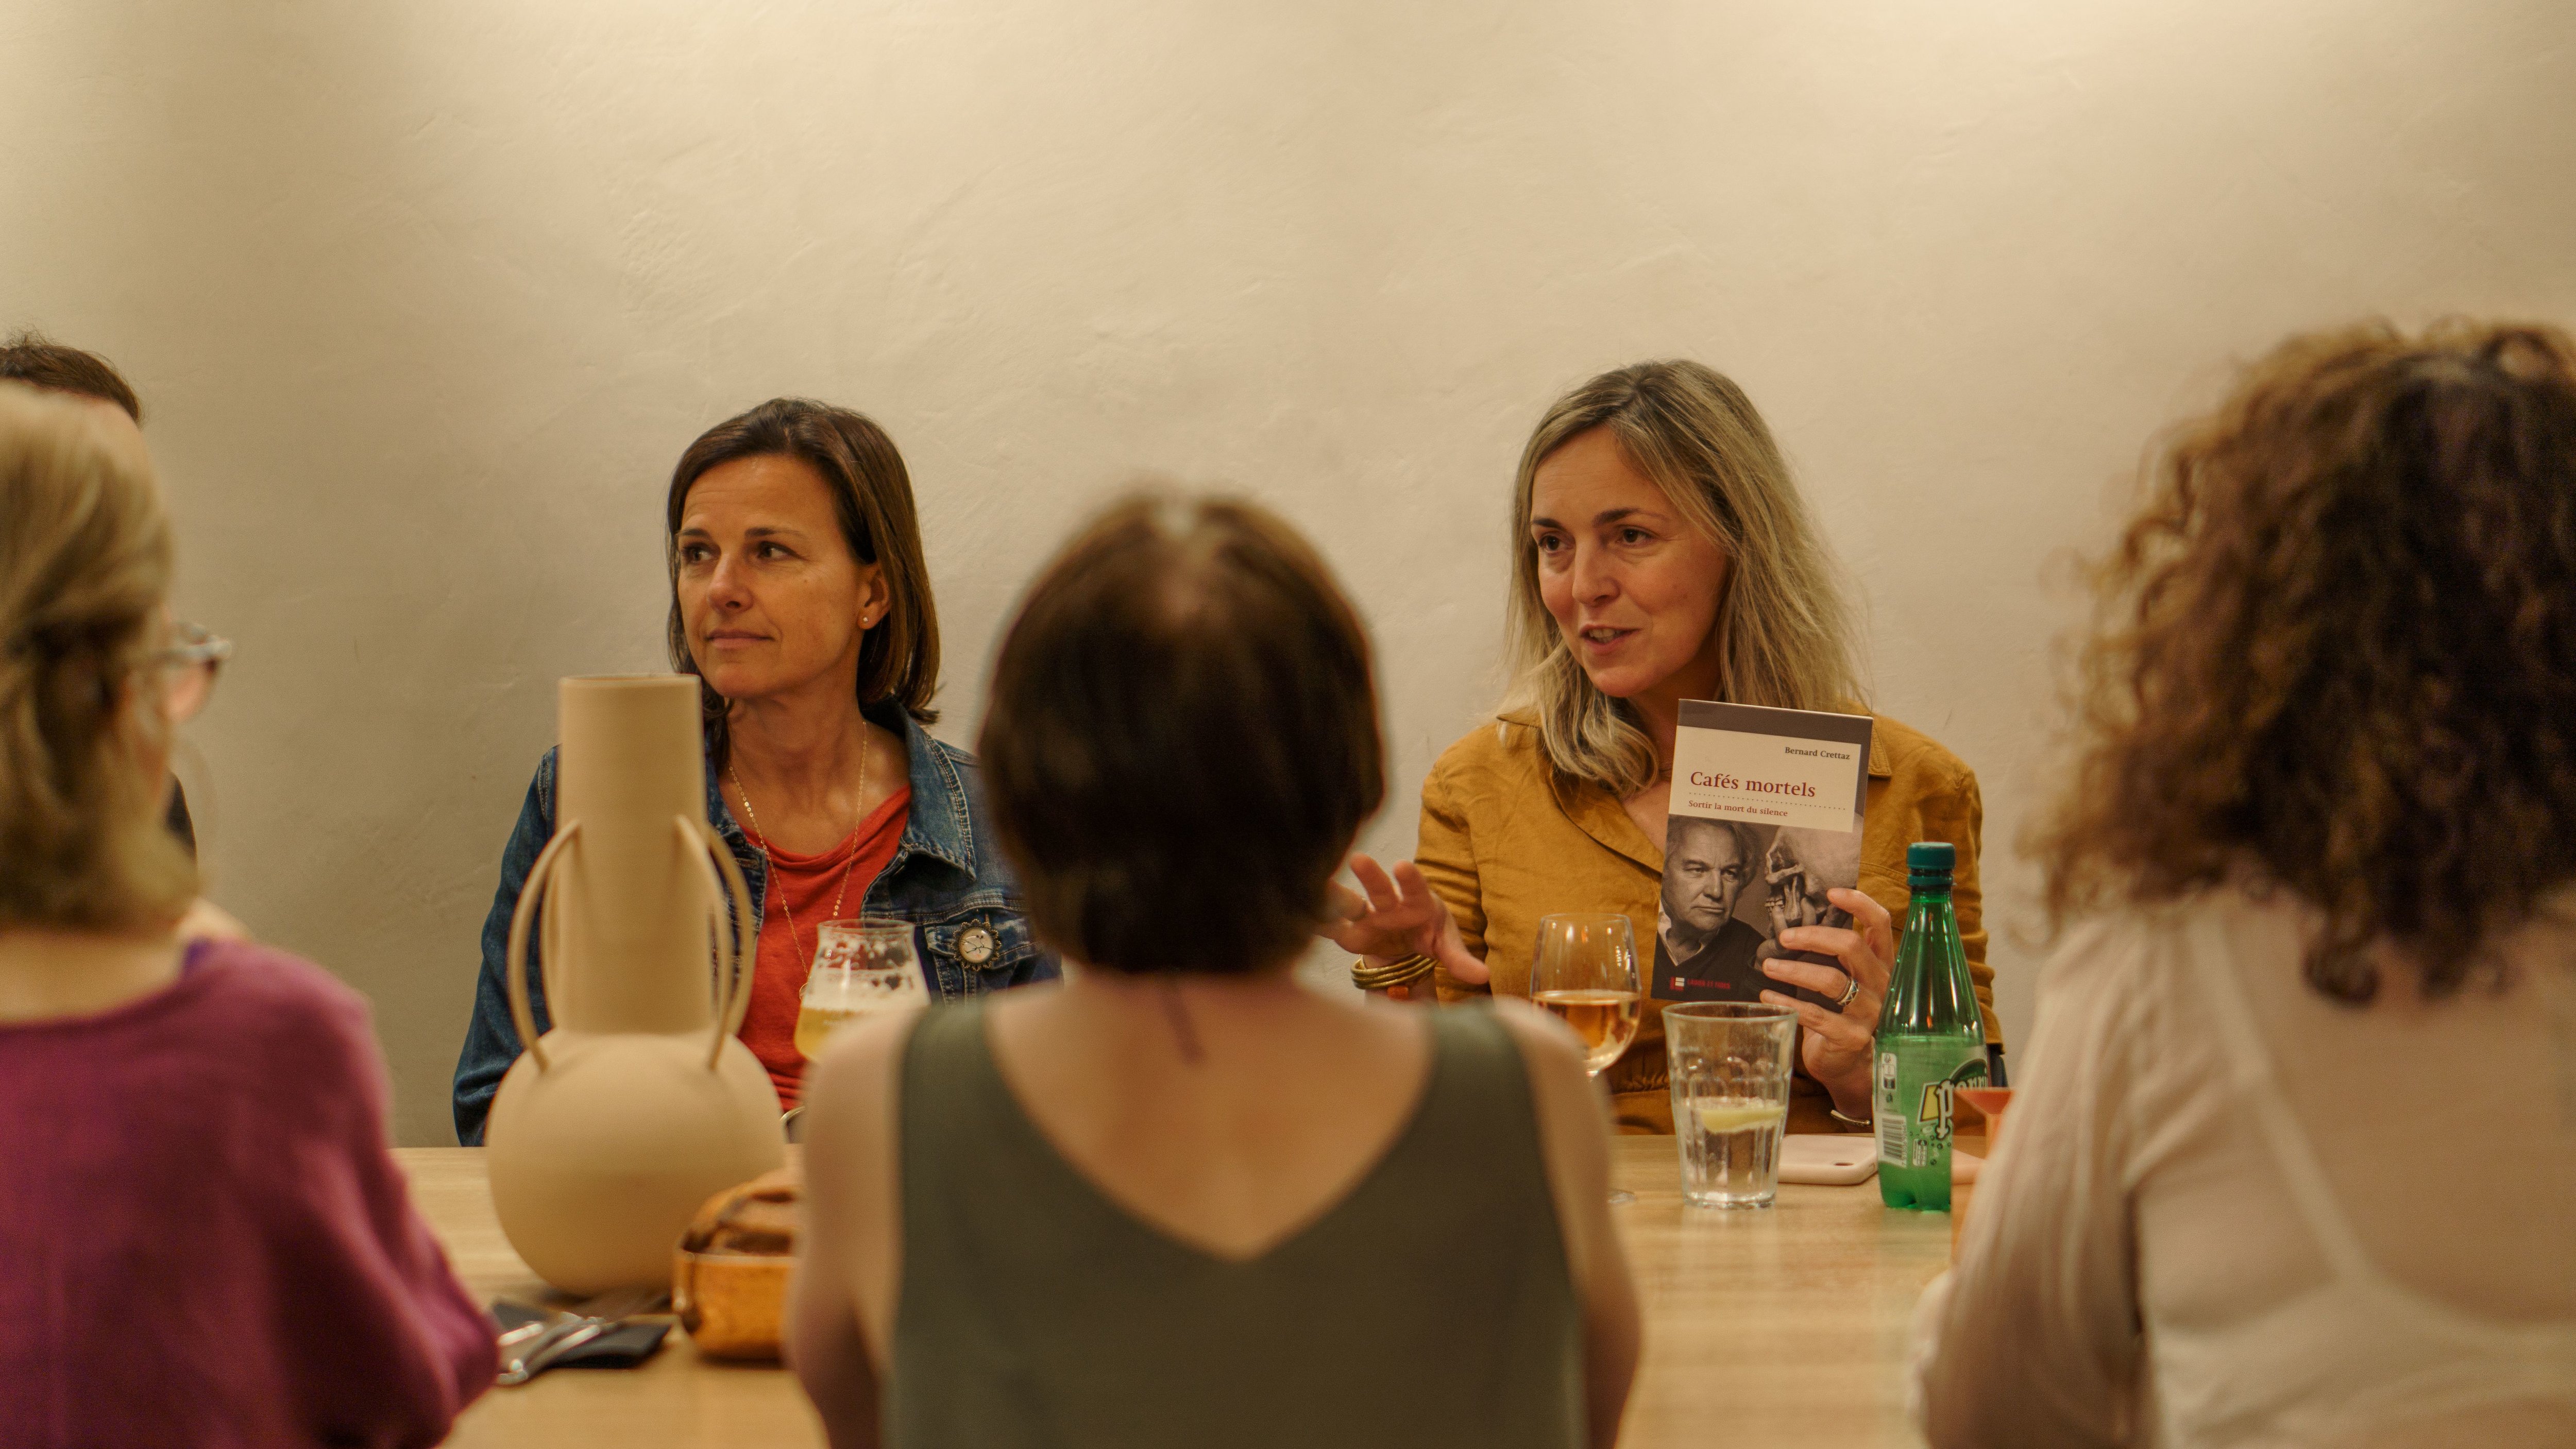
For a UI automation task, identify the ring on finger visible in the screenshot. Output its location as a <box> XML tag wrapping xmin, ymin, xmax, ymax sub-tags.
<box><xmin>1834</xmin><ymin>974</ymin><xmax>1861</xmax><ymax>1009</ymax></box>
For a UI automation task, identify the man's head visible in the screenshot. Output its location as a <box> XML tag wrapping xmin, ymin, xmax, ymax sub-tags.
<box><xmin>1663</xmin><ymin>816</ymin><xmax>1760</xmax><ymax>937</ymax></box>
<box><xmin>0</xmin><ymin>332</ymin><xmax>144</xmax><ymax>452</ymax></box>
<box><xmin>1768</xmin><ymin>825</ymin><xmax>1862</xmax><ymax>919</ymax></box>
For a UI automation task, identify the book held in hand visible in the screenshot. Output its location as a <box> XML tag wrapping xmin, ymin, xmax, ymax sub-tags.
<box><xmin>1651</xmin><ymin>701</ymin><xmax>1873</xmax><ymax>1004</ymax></box>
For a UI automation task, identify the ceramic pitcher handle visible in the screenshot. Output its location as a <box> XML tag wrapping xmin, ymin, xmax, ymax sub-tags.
<box><xmin>503</xmin><ymin>823</ymin><xmax>582</xmax><ymax>1074</ymax></box>
<box><xmin>676</xmin><ymin>815</ymin><xmax>759</xmax><ymax>1069</ymax></box>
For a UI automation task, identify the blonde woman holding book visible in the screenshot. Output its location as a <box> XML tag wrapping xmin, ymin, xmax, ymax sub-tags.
<box><xmin>1327</xmin><ymin>361</ymin><xmax>1994</xmax><ymax>1133</ymax></box>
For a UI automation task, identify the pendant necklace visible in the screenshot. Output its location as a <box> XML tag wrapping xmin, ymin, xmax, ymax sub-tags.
<box><xmin>728</xmin><ymin>736</ymin><xmax>870</xmax><ymax>969</ymax></box>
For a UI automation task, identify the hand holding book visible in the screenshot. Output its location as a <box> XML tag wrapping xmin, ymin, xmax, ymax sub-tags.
<box><xmin>1758</xmin><ymin>884</ymin><xmax>1894</xmax><ymax>1118</ymax></box>
<box><xmin>1651</xmin><ymin>700</ymin><xmax>1884</xmax><ymax>1120</ymax></box>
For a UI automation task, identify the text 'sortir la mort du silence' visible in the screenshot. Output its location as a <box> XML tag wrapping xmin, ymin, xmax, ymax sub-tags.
<box><xmin>1685</xmin><ymin>772</ymin><xmax>1818</xmax><ymax>798</ymax></box>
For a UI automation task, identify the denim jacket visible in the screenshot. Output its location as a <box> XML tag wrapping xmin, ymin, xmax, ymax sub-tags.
<box><xmin>451</xmin><ymin>704</ymin><xmax>1055</xmax><ymax>1144</ymax></box>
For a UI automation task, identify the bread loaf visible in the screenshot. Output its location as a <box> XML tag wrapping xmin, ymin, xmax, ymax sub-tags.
<box><xmin>672</xmin><ymin>1168</ymin><xmax>798</xmax><ymax>1359</ymax></box>
<box><xmin>681</xmin><ymin>1169</ymin><xmax>798</xmax><ymax>1256</ymax></box>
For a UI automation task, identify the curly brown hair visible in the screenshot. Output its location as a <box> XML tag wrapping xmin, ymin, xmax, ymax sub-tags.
<box><xmin>2036</xmin><ymin>319</ymin><xmax>2576</xmax><ymax>1002</ymax></box>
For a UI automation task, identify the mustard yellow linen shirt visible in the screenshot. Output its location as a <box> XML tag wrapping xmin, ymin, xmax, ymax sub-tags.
<box><xmin>1417</xmin><ymin>710</ymin><xmax>1995</xmax><ymax>1134</ymax></box>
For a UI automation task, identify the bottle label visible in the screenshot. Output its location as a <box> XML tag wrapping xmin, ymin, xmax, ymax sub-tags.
<box><xmin>1875</xmin><ymin>1036</ymin><xmax>1987</xmax><ymax>1170</ymax></box>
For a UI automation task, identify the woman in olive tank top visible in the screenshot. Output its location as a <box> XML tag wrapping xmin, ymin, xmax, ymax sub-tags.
<box><xmin>791</xmin><ymin>496</ymin><xmax>1639</xmax><ymax>1449</ymax></box>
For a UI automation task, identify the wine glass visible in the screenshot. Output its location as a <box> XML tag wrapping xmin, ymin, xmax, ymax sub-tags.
<box><xmin>1531</xmin><ymin>912</ymin><xmax>1644</xmax><ymax>1204</ymax></box>
<box><xmin>795</xmin><ymin>917</ymin><xmax>930</xmax><ymax>1065</ymax></box>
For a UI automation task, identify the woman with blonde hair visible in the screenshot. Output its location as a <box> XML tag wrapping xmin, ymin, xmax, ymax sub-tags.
<box><xmin>1330</xmin><ymin>361</ymin><xmax>1992</xmax><ymax>1133</ymax></box>
<box><xmin>1914</xmin><ymin>321</ymin><xmax>2576</xmax><ymax>1446</ymax></box>
<box><xmin>0</xmin><ymin>383</ymin><xmax>496</xmax><ymax>1444</ymax></box>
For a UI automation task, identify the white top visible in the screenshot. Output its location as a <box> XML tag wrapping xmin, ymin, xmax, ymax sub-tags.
<box><xmin>1911</xmin><ymin>888</ymin><xmax>2576</xmax><ymax>1448</ymax></box>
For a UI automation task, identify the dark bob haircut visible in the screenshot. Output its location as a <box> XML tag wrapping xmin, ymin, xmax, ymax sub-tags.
<box><xmin>664</xmin><ymin>398</ymin><xmax>940</xmax><ymax>763</ymax></box>
<box><xmin>979</xmin><ymin>493</ymin><xmax>1384</xmax><ymax>975</ymax></box>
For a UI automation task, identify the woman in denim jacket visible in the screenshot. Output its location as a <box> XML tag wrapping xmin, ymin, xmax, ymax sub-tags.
<box><xmin>452</xmin><ymin>399</ymin><xmax>1054</xmax><ymax>1143</ymax></box>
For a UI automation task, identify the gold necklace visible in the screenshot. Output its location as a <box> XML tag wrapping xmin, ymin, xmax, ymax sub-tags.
<box><xmin>728</xmin><ymin>735</ymin><xmax>870</xmax><ymax>968</ymax></box>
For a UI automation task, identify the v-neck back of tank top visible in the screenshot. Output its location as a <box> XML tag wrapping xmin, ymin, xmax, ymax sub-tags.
<box><xmin>886</xmin><ymin>1000</ymin><xmax>1584</xmax><ymax>1449</ymax></box>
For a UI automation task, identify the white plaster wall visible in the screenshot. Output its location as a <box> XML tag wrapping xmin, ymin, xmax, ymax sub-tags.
<box><xmin>6</xmin><ymin>1</ymin><xmax>2571</xmax><ymax>1144</ymax></box>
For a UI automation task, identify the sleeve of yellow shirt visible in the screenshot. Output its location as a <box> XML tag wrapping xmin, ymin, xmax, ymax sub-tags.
<box><xmin>1414</xmin><ymin>752</ymin><xmax>1494</xmax><ymax>1001</ymax></box>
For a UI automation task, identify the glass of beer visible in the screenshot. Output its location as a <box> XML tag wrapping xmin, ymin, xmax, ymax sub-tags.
<box><xmin>1531</xmin><ymin>912</ymin><xmax>1643</xmax><ymax>1203</ymax></box>
<box><xmin>796</xmin><ymin>918</ymin><xmax>929</xmax><ymax>1063</ymax></box>
<box><xmin>1665</xmin><ymin>1002</ymin><xmax>1797</xmax><ymax>1208</ymax></box>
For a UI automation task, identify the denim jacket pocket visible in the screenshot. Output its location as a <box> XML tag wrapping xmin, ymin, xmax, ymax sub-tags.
<box><xmin>921</xmin><ymin>908</ymin><xmax>1040</xmax><ymax>996</ymax></box>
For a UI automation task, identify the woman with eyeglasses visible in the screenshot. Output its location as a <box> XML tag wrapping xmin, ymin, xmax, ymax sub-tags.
<box><xmin>0</xmin><ymin>383</ymin><xmax>496</xmax><ymax>1444</ymax></box>
<box><xmin>0</xmin><ymin>330</ymin><xmax>214</xmax><ymax>859</ymax></box>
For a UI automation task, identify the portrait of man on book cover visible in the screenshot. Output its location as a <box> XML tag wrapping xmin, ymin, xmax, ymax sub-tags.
<box><xmin>1655</xmin><ymin>817</ymin><xmax>1862</xmax><ymax>1007</ymax></box>
<box><xmin>1755</xmin><ymin>825</ymin><xmax>1861</xmax><ymax>966</ymax></box>
<box><xmin>1657</xmin><ymin>816</ymin><xmax>1769</xmax><ymax>997</ymax></box>
<box><xmin>1651</xmin><ymin>697</ymin><xmax>1874</xmax><ymax>1005</ymax></box>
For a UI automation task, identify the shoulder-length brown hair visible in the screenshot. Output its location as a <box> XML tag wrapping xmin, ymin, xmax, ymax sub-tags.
<box><xmin>0</xmin><ymin>383</ymin><xmax>195</xmax><ymax>929</ymax></box>
<box><xmin>1505</xmin><ymin>361</ymin><xmax>1861</xmax><ymax>798</ymax></box>
<box><xmin>980</xmin><ymin>492</ymin><xmax>1383</xmax><ymax>975</ymax></box>
<box><xmin>664</xmin><ymin>398</ymin><xmax>941</xmax><ymax>763</ymax></box>
<box><xmin>2035</xmin><ymin>319</ymin><xmax>2576</xmax><ymax>1001</ymax></box>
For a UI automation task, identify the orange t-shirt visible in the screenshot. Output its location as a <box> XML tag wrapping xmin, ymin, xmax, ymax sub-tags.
<box><xmin>738</xmin><ymin>787</ymin><xmax>911</xmax><ymax>1109</ymax></box>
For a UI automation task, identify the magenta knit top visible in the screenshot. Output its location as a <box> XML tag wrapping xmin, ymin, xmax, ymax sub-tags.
<box><xmin>0</xmin><ymin>937</ymin><xmax>497</xmax><ymax>1447</ymax></box>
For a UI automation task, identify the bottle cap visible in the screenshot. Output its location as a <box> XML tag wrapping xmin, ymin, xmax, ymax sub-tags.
<box><xmin>1907</xmin><ymin>841</ymin><xmax>1956</xmax><ymax>891</ymax></box>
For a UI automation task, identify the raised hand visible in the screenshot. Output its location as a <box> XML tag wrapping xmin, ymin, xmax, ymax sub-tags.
<box><xmin>1323</xmin><ymin>854</ymin><xmax>1489</xmax><ymax>996</ymax></box>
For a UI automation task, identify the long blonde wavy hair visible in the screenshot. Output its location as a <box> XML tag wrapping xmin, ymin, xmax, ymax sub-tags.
<box><xmin>1505</xmin><ymin>360</ymin><xmax>1861</xmax><ymax>798</ymax></box>
<box><xmin>0</xmin><ymin>383</ymin><xmax>195</xmax><ymax>930</ymax></box>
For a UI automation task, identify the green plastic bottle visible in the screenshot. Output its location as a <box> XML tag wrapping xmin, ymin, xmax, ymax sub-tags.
<box><xmin>1874</xmin><ymin>841</ymin><xmax>1988</xmax><ymax>1211</ymax></box>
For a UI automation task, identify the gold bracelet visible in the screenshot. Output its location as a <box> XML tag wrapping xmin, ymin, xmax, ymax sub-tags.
<box><xmin>1350</xmin><ymin>953</ymin><xmax>1437</xmax><ymax>991</ymax></box>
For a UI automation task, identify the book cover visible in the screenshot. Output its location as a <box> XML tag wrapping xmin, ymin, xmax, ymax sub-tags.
<box><xmin>1651</xmin><ymin>700</ymin><xmax>1874</xmax><ymax>1005</ymax></box>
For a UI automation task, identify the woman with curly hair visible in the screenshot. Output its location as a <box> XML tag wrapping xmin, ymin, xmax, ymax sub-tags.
<box><xmin>1913</xmin><ymin>321</ymin><xmax>2576</xmax><ymax>1447</ymax></box>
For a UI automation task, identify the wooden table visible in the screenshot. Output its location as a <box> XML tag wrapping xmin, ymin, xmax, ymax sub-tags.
<box><xmin>403</xmin><ymin>1138</ymin><xmax>1956</xmax><ymax>1448</ymax></box>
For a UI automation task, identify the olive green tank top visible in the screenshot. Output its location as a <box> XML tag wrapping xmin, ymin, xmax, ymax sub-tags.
<box><xmin>887</xmin><ymin>1000</ymin><xmax>1584</xmax><ymax>1449</ymax></box>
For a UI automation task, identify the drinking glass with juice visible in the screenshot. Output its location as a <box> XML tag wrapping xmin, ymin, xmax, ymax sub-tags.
<box><xmin>796</xmin><ymin>918</ymin><xmax>929</xmax><ymax>1062</ymax></box>
<box><xmin>1529</xmin><ymin>913</ymin><xmax>1643</xmax><ymax>1075</ymax></box>
<box><xmin>1531</xmin><ymin>912</ymin><xmax>1644</xmax><ymax>1204</ymax></box>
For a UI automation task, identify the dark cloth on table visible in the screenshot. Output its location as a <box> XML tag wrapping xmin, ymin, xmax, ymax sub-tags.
<box><xmin>0</xmin><ymin>938</ymin><xmax>497</xmax><ymax>1447</ymax></box>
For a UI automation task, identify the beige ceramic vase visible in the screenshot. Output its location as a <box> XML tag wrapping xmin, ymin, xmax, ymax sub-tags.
<box><xmin>484</xmin><ymin>675</ymin><xmax>785</xmax><ymax>1294</ymax></box>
